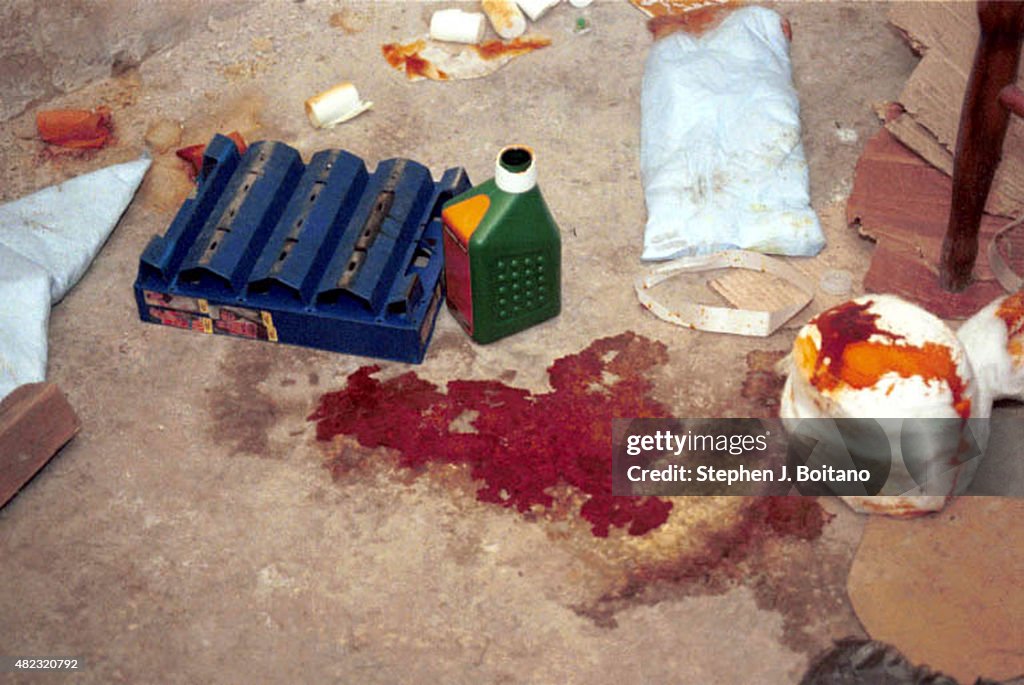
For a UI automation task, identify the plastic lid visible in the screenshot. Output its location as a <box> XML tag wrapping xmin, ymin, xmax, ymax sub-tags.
<box><xmin>495</xmin><ymin>146</ymin><xmax>537</xmax><ymax>193</ymax></box>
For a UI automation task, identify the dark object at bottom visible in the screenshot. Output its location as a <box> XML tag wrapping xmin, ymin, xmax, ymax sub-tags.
<box><xmin>801</xmin><ymin>639</ymin><xmax>1023</xmax><ymax>685</ymax></box>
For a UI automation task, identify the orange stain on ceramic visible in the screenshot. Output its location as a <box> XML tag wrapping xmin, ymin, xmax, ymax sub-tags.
<box><xmin>798</xmin><ymin>300</ymin><xmax>971</xmax><ymax>420</ymax></box>
<box><xmin>996</xmin><ymin>291</ymin><xmax>1024</xmax><ymax>331</ymax></box>
<box><xmin>997</xmin><ymin>292</ymin><xmax>1024</xmax><ymax>365</ymax></box>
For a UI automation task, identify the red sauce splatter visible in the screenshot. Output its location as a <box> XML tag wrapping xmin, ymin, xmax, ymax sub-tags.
<box><xmin>811</xmin><ymin>301</ymin><xmax>900</xmax><ymax>380</ymax></box>
<box><xmin>645</xmin><ymin>4</ymin><xmax>791</xmax><ymax>43</ymax></box>
<box><xmin>175</xmin><ymin>132</ymin><xmax>247</xmax><ymax>181</ymax></box>
<box><xmin>36</xmin><ymin>106</ymin><xmax>114</xmax><ymax>149</ymax></box>
<box><xmin>648</xmin><ymin>6</ymin><xmax>732</xmax><ymax>39</ymax></box>
<box><xmin>309</xmin><ymin>332</ymin><xmax>673</xmax><ymax>537</ymax></box>
<box><xmin>474</xmin><ymin>36</ymin><xmax>552</xmax><ymax>60</ymax></box>
<box><xmin>381</xmin><ymin>41</ymin><xmax>448</xmax><ymax>80</ymax></box>
<box><xmin>796</xmin><ymin>300</ymin><xmax>971</xmax><ymax>419</ymax></box>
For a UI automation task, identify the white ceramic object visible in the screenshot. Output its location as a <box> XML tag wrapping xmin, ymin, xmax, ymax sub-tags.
<box><xmin>430</xmin><ymin>9</ymin><xmax>487</xmax><ymax>44</ymax></box>
<box><xmin>305</xmin><ymin>82</ymin><xmax>372</xmax><ymax>129</ymax></box>
<box><xmin>779</xmin><ymin>294</ymin><xmax>988</xmax><ymax>517</ymax></box>
<box><xmin>957</xmin><ymin>291</ymin><xmax>1024</xmax><ymax>410</ymax></box>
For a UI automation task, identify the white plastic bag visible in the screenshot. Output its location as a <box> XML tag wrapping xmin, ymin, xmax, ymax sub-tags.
<box><xmin>0</xmin><ymin>155</ymin><xmax>150</xmax><ymax>400</ymax></box>
<box><xmin>640</xmin><ymin>6</ymin><xmax>825</xmax><ymax>260</ymax></box>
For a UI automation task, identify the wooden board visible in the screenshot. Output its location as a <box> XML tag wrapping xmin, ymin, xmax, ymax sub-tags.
<box><xmin>0</xmin><ymin>382</ymin><xmax>80</xmax><ymax>508</ymax></box>
<box><xmin>847</xmin><ymin>127</ymin><xmax>1024</xmax><ymax>319</ymax></box>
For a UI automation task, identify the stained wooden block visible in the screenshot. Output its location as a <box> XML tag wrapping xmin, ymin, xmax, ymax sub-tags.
<box><xmin>0</xmin><ymin>382</ymin><xmax>80</xmax><ymax>508</ymax></box>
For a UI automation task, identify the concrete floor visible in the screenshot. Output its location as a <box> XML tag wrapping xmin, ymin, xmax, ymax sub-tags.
<box><xmin>0</xmin><ymin>2</ymin><xmax>928</xmax><ymax>683</ymax></box>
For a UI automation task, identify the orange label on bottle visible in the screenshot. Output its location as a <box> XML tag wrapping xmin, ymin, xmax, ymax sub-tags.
<box><xmin>441</xmin><ymin>194</ymin><xmax>490</xmax><ymax>246</ymax></box>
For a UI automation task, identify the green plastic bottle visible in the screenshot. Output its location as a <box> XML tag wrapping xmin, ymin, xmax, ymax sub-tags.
<box><xmin>442</xmin><ymin>145</ymin><xmax>561</xmax><ymax>344</ymax></box>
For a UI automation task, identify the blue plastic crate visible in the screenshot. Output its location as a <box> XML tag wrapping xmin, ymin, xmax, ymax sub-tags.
<box><xmin>134</xmin><ymin>135</ymin><xmax>470</xmax><ymax>363</ymax></box>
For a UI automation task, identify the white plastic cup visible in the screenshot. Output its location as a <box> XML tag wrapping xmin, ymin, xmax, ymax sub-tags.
<box><xmin>305</xmin><ymin>82</ymin><xmax>372</xmax><ymax>129</ymax></box>
<box><xmin>429</xmin><ymin>9</ymin><xmax>487</xmax><ymax>44</ymax></box>
<box><xmin>482</xmin><ymin>0</ymin><xmax>527</xmax><ymax>39</ymax></box>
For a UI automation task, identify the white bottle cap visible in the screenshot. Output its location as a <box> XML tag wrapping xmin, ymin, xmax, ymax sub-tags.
<box><xmin>494</xmin><ymin>146</ymin><xmax>537</xmax><ymax>194</ymax></box>
<box><xmin>569</xmin><ymin>0</ymin><xmax>593</xmax><ymax>6</ymax></box>
<box><xmin>429</xmin><ymin>9</ymin><xmax>487</xmax><ymax>44</ymax></box>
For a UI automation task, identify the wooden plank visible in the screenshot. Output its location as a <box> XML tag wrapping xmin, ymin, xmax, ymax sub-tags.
<box><xmin>847</xmin><ymin>127</ymin><xmax>1024</xmax><ymax>318</ymax></box>
<box><xmin>0</xmin><ymin>382</ymin><xmax>80</xmax><ymax>508</ymax></box>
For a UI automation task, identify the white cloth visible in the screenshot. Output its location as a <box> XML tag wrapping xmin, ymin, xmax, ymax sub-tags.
<box><xmin>640</xmin><ymin>6</ymin><xmax>825</xmax><ymax>260</ymax></box>
<box><xmin>0</xmin><ymin>155</ymin><xmax>150</xmax><ymax>400</ymax></box>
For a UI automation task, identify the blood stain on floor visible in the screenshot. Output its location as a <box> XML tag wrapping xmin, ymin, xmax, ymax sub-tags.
<box><xmin>309</xmin><ymin>332</ymin><xmax>835</xmax><ymax>641</ymax></box>
<box><xmin>310</xmin><ymin>332</ymin><xmax>673</xmax><ymax>537</ymax></box>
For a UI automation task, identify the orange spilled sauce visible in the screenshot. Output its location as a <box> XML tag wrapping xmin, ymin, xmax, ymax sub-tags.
<box><xmin>474</xmin><ymin>36</ymin><xmax>551</xmax><ymax>60</ymax></box>
<box><xmin>381</xmin><ymin>41</ymin><xmax>448</xmax><ymax>80</ymax></box>
<box><xmin>630</xmin><ymin>0</ymin><xmax>735</xmax><ymax>19</ymax></box>
<box><xmin>797</xmin><ymin>300</ymin><xmax>971</xmax><ymax>420</ymax></box>
<box><xmin>997</xmin><ymin>292</ymin><xmax>1024</xmax><ymax>363</ymax></box>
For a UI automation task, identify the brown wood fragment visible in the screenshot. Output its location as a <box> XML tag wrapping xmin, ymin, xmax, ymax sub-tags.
<box><xmin>847</xmin><ymin>127</ymin><xmax>1024</xmax><ymax>318</ymax></box>
<box><xmin>0</xmin><ymin>383</ymin><xmax>80</xmax><ymax>508</ymax></box>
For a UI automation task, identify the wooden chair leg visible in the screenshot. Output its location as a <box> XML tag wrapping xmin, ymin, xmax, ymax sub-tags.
<box><xmin>940</xmin><ymin>0</ymin><xmax>1024</xmax><ymax>292</ymax></box>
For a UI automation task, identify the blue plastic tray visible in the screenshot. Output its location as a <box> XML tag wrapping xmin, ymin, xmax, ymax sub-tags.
<box><xmin>134</xmin><ymin>134</ymin><xmax>470</xmax><ymax>363</ymax></box>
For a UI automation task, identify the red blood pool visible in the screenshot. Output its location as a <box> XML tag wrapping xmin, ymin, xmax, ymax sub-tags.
<box><xmin>309</xmin><ymin>332</ymin><xmax>673</xmax><ymax>537</ymax></box>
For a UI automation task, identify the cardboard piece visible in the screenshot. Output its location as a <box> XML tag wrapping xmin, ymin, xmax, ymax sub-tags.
<box><xmin>709</xmin><ymin>203</ymin><xmax>864</xmax><ymax>330</ymax></box>
<box><xmin>888</xmin><ymin>2</ymin><xmax>1024</xmax><ymax>217</ymax></box>
<box><xmin>848</xmin><ymin>497</ymin><xmax>1024</xmax><ymax>684</ymax></box>
<box><xmin>634</xmin><ymin>250</ymin><xmax>814</xmax><ymax>336</ymax></box>
<box><xmin>847</xmin><ymin>127</ymin><xmax>1024</xmax><ymax>319</ymax></box>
